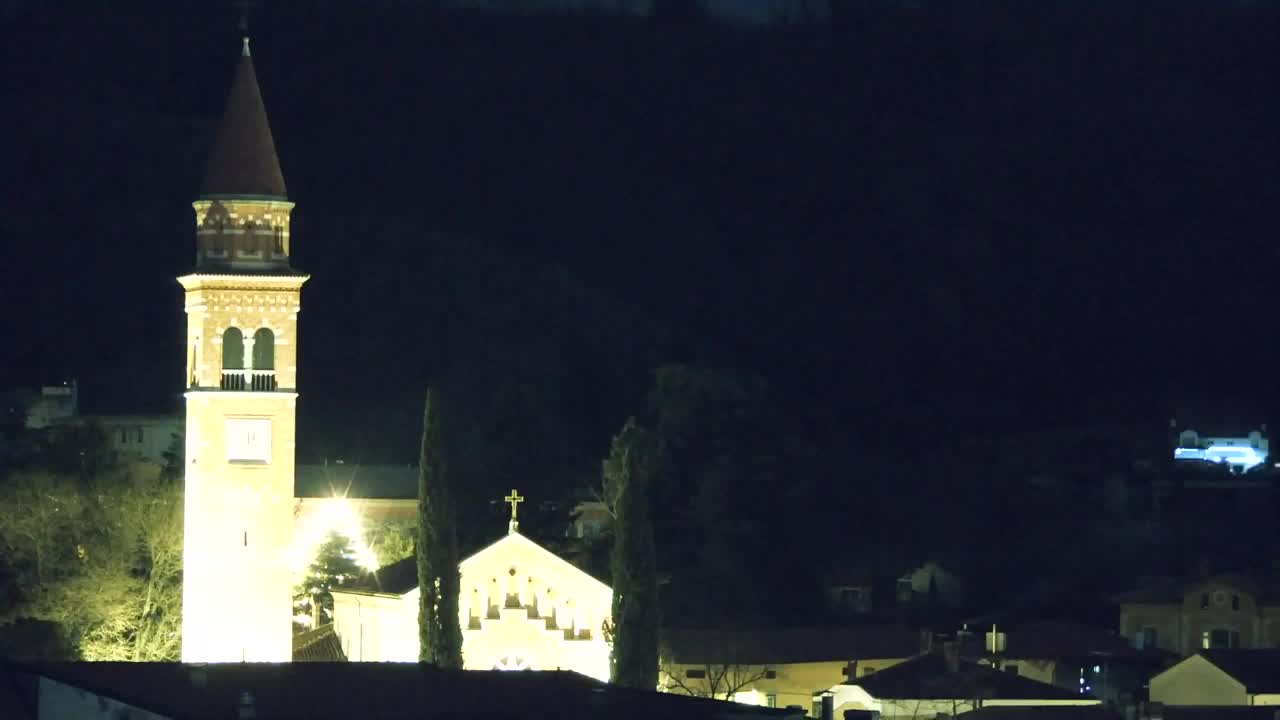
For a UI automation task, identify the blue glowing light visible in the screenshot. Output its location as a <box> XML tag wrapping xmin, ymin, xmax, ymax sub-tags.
<box><xmin>1174</xmin><ymin>444</ymin><xmax>1266</xmax><ymax>472</ymax></box>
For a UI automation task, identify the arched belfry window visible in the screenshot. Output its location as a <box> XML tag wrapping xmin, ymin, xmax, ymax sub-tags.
<box><xmin>222</xmin><ymin>328</ymin><xmax>244</xmax><ymax>370</ymax></box>
<box><xmin>252</xmin><ymin>328</ymin><xmax>275</xmax><ymax>371</ymax></box>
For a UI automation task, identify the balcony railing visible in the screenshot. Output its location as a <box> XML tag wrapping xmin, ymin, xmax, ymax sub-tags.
<box><xmin>220</xmin><ymin>369</ymin><xmax>277</xmax><ymax>392</ymax></box>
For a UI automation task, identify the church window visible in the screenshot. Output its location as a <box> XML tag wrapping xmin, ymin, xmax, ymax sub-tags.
<box><xmin>222</xmin><ymin>328</ymin><xmax>245</xmax><ymax>370</ymax></box>
<box><xmin>685</xmin><ymin>669</ymin><xmax>706</xmax><ymax>679</ymax></box>
<box><xmin>272</xmin><ymin>226</ymin><xmax>285</xmax><ymax>255</ymax></box>
<box><xmin>252</xmin><ymin>328</ymin><xmax>275</xmax><ymax>371</ymax></box>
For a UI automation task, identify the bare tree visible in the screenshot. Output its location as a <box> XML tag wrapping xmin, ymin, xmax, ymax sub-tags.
<box><xmin>0</xmin><ymin>464</ymin><xmax>184</xmax><ymax>660</ymax></box>
<box><xmin>659</xmin><ymin>653</ymin><xmax>773</xmax><ymax>702</ymax></box>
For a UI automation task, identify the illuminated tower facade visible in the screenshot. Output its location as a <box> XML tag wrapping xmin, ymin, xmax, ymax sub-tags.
<box><xmin>179</xmin><ymin>36</ymin><xmax>307</xmax><ymax>662</ymax></box>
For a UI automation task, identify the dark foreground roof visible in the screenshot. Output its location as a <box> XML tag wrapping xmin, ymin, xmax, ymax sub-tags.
<box><xmin>6</xmin><ymin>662</ymin><xmax>801</xmax><ymax>720</ymax></box>
<box><xmin>958</xmin><ymin>707</ymin><xmax>1117</xmax><ymax>720</ymax></box>
<box><xmin>295</xmin><ymin>464</ymin><xmax>418</xmax><ymax>499</ymax></box>
<box><xmin>852</xmin><ymin>653</ymin><xmax>1088</xmax><ymax>701</ymax></box>
<box><xmin>1161</xmin><ymin>708</ymin><xmax>1280</xmax><ymax>720</ymax></box>
<box><xmin>1199</xmin><ymin>649</ymin><xmax>1280</xmax><ymax>693</ymax></box>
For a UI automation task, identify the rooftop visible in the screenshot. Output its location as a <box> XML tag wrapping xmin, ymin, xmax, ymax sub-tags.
<box><xmin>851</xmin><ymin>653</ymin><xmax>1088</xmax><ymax>701</ymax></box>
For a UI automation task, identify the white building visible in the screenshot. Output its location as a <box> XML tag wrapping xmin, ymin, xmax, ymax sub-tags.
<box><xmin>331</xmin><ymin>513</ymin><xmax>613</xmax><ymax>681</ymax></box>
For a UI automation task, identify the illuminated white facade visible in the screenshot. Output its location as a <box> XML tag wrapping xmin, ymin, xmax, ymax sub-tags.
<box><xmin>331</xmin><ymin>529</ymin><xmax>613</xmax><ymax>681</ymax></box>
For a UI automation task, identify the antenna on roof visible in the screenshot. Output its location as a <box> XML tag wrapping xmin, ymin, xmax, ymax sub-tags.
<box><xmin>234</xmin><ymin>0</ymin><xmax>256</xmax><ymax>56</ymax></box>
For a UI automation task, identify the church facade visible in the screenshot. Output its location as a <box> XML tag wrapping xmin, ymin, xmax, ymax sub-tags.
<box><xmin>331</xmin><ymin>506</ymin><xmax>613</xmax><ymax>681</ymax></box>
<box><xmin>179</xmin><ymin>37</ymin><xmax>613</xmax><ymax>675</ymax></box>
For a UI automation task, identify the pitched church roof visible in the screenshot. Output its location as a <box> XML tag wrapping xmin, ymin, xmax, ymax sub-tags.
<box><xmin>342</xmin><ymin>531</ymin><xmax>610</xmax><ymax>597</ymax></box>
<box><xmin>201</xmin><ymin>37</ymin><xmax>287</xmax><ymax>199</ymax></box>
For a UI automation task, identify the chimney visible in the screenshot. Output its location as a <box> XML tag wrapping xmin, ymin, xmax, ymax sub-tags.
<box><xmin>820</xmin><ymin>692</ymin><xmax>834</xmax><ymax>720</ymax></box>
<box><xmin>845</xmin><ymin>660</ymin><xmax>858</xmax><ymax>680</ymax></box>
<box><xmin>942</xmin><ymin>641</ymin><xmax>961</xmax><ymax>674</ymax></box>
<box><xmin>918</xmin><ymin>629</ymin><xmax>933</xmax><ymax>654</ymax></box>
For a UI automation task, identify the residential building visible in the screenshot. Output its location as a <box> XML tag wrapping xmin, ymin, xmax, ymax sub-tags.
<box><xmin>825</xmin><ymin>648</ymin><xmax>1102</xmax><ymax>719</ymax></box>
<box><xmin>80</xmin><ymin>414</ymin><xmax>180</xmax><ymax>466</ymax></box>
<box><xmin>1116</xmin><ymin>575</ymin><xmax>1280</xmax><ymax>655</ymax></box>
<box><xmin>660</xmin><ymin>625</ymin><xmax>929</xmax><ymax>710</ymax></box>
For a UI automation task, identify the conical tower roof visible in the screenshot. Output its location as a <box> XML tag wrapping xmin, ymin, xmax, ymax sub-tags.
<box><xmin>200</xmin><ymin>37</ymin><xmax>287</xmax><ymax>199</ymax></box>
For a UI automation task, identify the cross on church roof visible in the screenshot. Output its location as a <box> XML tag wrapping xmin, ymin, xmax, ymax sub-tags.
<box><xmin>504</xmin><ymin>489</ymin><xmax>525</xmax><ymax>535</ymax></box>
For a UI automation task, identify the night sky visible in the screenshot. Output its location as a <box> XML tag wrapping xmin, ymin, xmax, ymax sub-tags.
<box><xmin>3</xmin><ymin>0</ymin><xmax>1279</xmax><ymax>486</ymax></box>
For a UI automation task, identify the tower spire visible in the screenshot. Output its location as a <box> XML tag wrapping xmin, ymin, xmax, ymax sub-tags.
<box><xmin>200</xmin><ymin>23</ymin><xmax>285</xmax><ymax>200</ymax></box>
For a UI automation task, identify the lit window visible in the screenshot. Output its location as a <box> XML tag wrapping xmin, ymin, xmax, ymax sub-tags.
<box><xmin>1203</xmin><ymin>629</ymin><xmax>1240</xmax><ymax>649</ymax></box>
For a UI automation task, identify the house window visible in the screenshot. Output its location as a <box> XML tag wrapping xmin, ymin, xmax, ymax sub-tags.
<box><xmin>765</xmin><ymin>694</ymin><xmax>777</xmax><ymax>708</ymax></box>
<box><xmin>1135</xmin><ymin>627</ymin><xmax>1158</xmax><ymax>650</ymax></box>
<box><xmin>685</xmin><ymin>669</ymin><xmax>706</xmax><ymax>679</ymax></box>
<box><xmin>1203</xmin><ymin>629</ymin><xmax>1240</xmax><ymax>649</ymax></box>
<box><xmin>897</xmin><ymin>577</ymin><xmax>914</xmax><ymax>604</ymax></box>
<box><xmin>764</xmin><ymin>670</ymin><xmax>777</xmax><ymax>679</ymax></box>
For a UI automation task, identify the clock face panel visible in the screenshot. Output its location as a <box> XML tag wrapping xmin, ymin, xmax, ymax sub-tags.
<box><xmin>226</xmin><ymin>418</ymin><xmax>272</xmax><ymax>464</ymax></box>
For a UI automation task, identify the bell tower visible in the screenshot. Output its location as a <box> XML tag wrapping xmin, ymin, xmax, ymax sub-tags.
<box><xmin>179</xmin><ymin>34</ymin><xmax>307</xmax><ymax>662</ymax></box>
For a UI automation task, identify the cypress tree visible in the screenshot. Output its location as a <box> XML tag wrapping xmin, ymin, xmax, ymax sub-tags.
<box><xmin>434</xmin><ymin>484</ymin><xmax>464</xmax><ymax>668</ymax></box>
<box><xmin>416</xmin><ymin>387</ymin><xmax>441</xmax><ymax>663</ymax></box>
<box><xmin>416</xmin><ymin>386</ymin><xmax>463</xmax><ymax>666</ymax></box>
<box><xmin>607</xmin><ymin>417</ymin><xmax>661</xmax><ymax>690</ymax></box>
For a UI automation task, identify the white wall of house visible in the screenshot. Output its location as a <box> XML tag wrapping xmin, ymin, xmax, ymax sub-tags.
<box><xmin>1150</xmin><ymin>654</ymin><xmax>1248</xmax><ymax>706</ymax></box>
